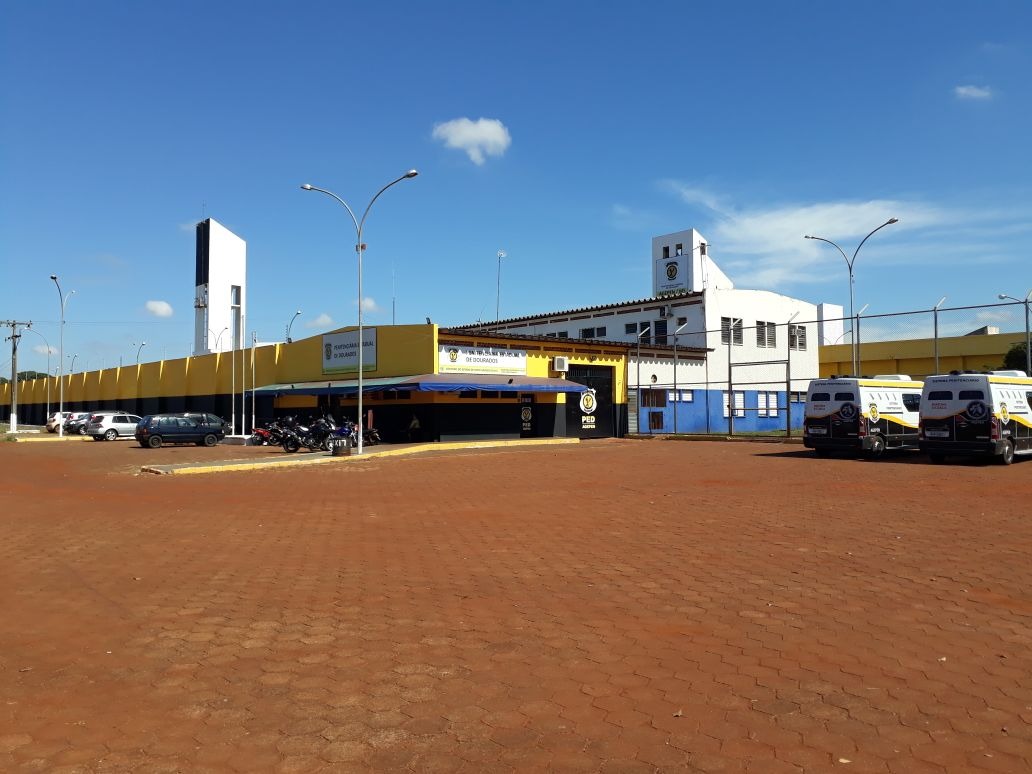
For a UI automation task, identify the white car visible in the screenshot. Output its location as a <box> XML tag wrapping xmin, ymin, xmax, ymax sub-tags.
<box><xmin>86</xmin><ymin>412</ymin><xmax>142</xmax><ymax>441</ymax></box>
<box><xmin>46</xmin><ymin>412</ymin><xmax>74</xmax><ymax>433</ymax></box>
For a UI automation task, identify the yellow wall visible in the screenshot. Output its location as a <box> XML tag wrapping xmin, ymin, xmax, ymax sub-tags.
<box><xmin>820</xmin><ymin>332</ymin><xmax>1025</xmax><ymax>378</ymax></box>
<box><xmin>4</xmin><ymin>323</ymin><xmax>631</xmax><ymax>412</ymax></box>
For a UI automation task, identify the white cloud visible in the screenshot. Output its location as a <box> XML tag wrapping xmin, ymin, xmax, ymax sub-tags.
<box><xmin>145</xmin><ymin>300</ymin><xmax>173</xmax><ymax>317</ymax></box>
<box><xmin>975</xmin><ymin>309</ymin><xmax>1013</xmax><ymax>323</ymax></box>
<box><xmin>611</xmin><ymin>203</ymin><xmax>660</xmax><ymax>231</ymax></box>
<box><xmin>359</xmin><ymin>297</ymin><xmax>380</xmax><ymax>313</ymax></box>
<box><xmin>33</xmin><ymin>343</ymin><xmax>57</xmax><ymax>356</ymax></box>
<box><xmin>306</xmin><ymin>313</ymin><xmax>334</xmax><ymax>329</ymax></box>
<box><xmin>432</xmin><ymin>117</ymin><xmax>511</xmax><ymax>165</ymax></box>
<box><xmin>955</xmin><ymin>85</ymin><xmax>993</xmax><ymax>100</ymax></box>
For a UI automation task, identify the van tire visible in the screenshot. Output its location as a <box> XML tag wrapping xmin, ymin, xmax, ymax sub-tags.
<box><xmin>865</xmin><ymin>436</ymin><xmax>886</xmax><ymax>460</ymax></box>
<box><xmin>999</xmin><ymin>440</ymin><xmax>1015</xmax><ymax>466</ymax></box>
<box><xmin>929</xmin><ymin>453</ymin><xmax>946</xmax><ymax>464</ymax></box>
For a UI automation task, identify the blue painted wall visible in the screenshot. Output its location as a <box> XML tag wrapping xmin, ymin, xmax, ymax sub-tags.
<box><xmin>636</xmin><ymin>389</ymin><xmax>805</xmax><ymax>434</ymax></box>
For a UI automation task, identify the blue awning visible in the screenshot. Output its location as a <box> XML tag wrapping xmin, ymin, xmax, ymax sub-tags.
<box><xmin>254</xmin><ymin>373</ymin><xmax>589</xmax><ymax>396</ymax></box>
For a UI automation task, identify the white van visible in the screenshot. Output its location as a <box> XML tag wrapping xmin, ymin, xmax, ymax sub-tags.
<box><xmin>918</xmin><ymin>370</ymin><xmax>1032</xmax><ymax>465</ymax></box>
<box><xmin>803</xmin><ymin>375</ymin><xmax>923</xmax><ymax>458</ymax></box>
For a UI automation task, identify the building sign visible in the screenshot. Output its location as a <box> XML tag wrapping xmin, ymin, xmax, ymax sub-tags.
<box><xmin>438</xmin><ymin>345</ymin><xmax>527</xmax><ymax>375</ymax></box>
<box><xmin>323</xmin><ymin>328</ymin><xmax>377</xmax><ymax>374</ymax></box>
<box><xmin>653</xmin><ymin>255</ymin><xmax>689</xmax><ymax>295</ymax></box>
<box><xmin>580</xmin><ymin>388</ymin><xmax>597</xmax><ymax>429</ymax></box>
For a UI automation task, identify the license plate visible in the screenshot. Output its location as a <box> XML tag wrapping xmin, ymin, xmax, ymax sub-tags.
<box><xmin>807</xmin><ymin>427</ymin><xmax>827</xmax><ymax>435</ymax></box>
<box><xmin>924</xmin><ymin>429</ymin><xmax>949</xmax><ymax>438</ymax></box>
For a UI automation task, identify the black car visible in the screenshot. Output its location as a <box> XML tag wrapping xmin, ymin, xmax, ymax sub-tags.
<box><xmin>135</xmin><ymin>413</ymin><xmax>227</xmax><ymax>448</ymax></box>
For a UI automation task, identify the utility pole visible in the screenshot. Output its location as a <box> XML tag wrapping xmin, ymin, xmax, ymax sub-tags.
<box><xmin>3</xmin><ymin>319</ymin><xmax>32</xmax><ymax>432</ymax></box>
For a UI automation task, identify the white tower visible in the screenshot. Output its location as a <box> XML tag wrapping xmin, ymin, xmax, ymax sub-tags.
<box><xmin>193</xmin><ymin>218</ymin><xmax>247</xmax><ymax>356</ymax></box>
<box><xmin>651</xmin><ymin>229</ymin><xmax>733</xmax><ymax>296</ymax></box>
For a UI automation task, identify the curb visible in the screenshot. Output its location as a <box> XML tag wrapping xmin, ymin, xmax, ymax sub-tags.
<box><xmin>140</xmin><ymin>437</ymin><xmax>581</xmax><ymax>476</ymax></box>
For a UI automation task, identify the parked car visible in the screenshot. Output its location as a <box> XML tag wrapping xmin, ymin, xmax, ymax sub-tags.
<box><xmin>135</xmin><ymin>413</ymin><xmax>227</xmax><ymax>448</ymax></box>
<box><xmin>86</xmin><ymin>411</ymin><xmax>142</xmax><ymax>441</ymax></box>
<box><xmin>46</xmin><ymin>411</ymin><xmax>74</xmax><ymax>433</ymax></box>
<box><xmin>63</xmin><ymin>412</ymin><xmax>93</xmax><ymax>435</ymax></box>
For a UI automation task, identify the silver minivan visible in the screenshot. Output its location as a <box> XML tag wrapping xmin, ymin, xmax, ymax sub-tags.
<box><xmin>86</xmin><ymin>411</ymin><xmax>142</xmax><ymax>441</ymax></box>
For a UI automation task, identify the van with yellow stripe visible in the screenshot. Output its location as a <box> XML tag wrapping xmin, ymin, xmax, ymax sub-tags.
<box><xmin>804</xmin><ymin>375</ymin><xmax>923</xmax><ymax>458</ymax></box>
<box><xmin>918</xmin><ymin>370</ymin><xmax>1032</xmax><ymax>465</ymax></box>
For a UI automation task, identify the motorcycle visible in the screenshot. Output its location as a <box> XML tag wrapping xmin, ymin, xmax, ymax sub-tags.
<box><xmin>301</xmin><ymin>415</ymin><xmax>337</xmax><ymax>451</ymax></box>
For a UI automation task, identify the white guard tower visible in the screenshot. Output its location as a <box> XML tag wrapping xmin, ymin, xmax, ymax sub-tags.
<box><xmin>652</xmin><ymin>229</ymin><xmax>734</xmax><ymax>296</ymax></box>
<box><xmin>193</xmin><ymin>218</ymin><xmax>247</xmax><ymax>356</ymax></box>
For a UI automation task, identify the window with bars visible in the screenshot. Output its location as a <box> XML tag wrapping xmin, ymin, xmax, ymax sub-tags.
<box><xmin>757</xmin><ymin>392</ymin><xmax>779</xmax><ymax>417</ymax></box>
<box><xmin>756</xmin><ymin>321</ymin><xmax>776</xmax><ymax>348</ymax></box>
<box><xmin>722</xmin><ymin>391</ymin><xmax>745</xmax><ymax>417</ymax></box>
<box><xmin>789</xmin><ymin>324</ymin><xmax>807</xmax><ymax>351</ymax></box>
<box><xmin>640</xmin><ymin>389</ymin><xmax>667</xmax><ymax>408</ymax></box>
<box><xmin>721</xmin><ymin>317</ymin><xmax>743</xmax><ymax>346</ymax></box>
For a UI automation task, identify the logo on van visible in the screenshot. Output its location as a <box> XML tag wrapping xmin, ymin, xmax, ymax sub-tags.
<box><xmin>868</xmin><ymin>403</ymin><xmax>879</xmax><ymax>423</ymax></box>
<box><xmin>838</xmin><ymin>403</ymin><xmax>858</xmax><ymax>421</ymax></box>
<box><xmin>965</xmin><ymin>401</ymin><xmax>989</xmax><ymax>422</ymax></box>
<box><xmin>999</xmin><ymin>402</ymin><xmax>1010</xmax><ymax>424</ymax></box>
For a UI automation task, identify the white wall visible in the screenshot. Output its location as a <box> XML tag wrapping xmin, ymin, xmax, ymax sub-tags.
<box><xmin>193</xmin><ymin>219</ymin><xmax>247</xmax><ymax>356</ymax></box>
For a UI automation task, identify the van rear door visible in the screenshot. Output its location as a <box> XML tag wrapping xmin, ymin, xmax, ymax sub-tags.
<box><xmin>805</xmin><ymin>384</ymin><xmax>861</xmax><ymax>442</ymax></box>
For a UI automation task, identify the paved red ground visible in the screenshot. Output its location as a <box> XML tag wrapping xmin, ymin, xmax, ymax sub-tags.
<box><xmin>2</xmin><ymin>438</ymin><xmax>1031</xmax><ymax>773</ymax></box>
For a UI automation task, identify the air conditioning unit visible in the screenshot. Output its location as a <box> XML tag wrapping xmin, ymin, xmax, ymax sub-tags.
<box><xmin>552</xmin><ymin>356</ymin><xmax>570</xmax><ymax>372</ymax></box>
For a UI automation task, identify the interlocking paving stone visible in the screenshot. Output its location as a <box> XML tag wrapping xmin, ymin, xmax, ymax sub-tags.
<box><xmin>2</xmin><ymin>439</ymin><xmax>1032</xmax><ymax>771</ymax></box>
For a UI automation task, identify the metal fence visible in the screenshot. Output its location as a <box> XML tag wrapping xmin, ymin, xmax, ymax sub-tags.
<box><xmin>634</xmin><ymin>299</ymin><xmax>1030</xmax><ymax>437</ymax></box>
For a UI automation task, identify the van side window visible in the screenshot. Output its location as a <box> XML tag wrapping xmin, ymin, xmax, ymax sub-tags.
<box><xmin>958</xmin><ymin>390</ymin><xmax>984</xmax><ymax>400</ymax></box>
<box><xmin>902</xmin><ymin>395</ymin><xmax>921</xmax><ymax>412</ymax></box>
<box><xmin>811</xmin><ymin>392</ymin><xmax>830</xmax><ymax>401</ymax></box>
<box><xmin>834</xmin><ymin>392</ymin><xmax>856</xmax><ymax>401</ymax></box>
<box><xmin>928</xmin><ymin>390</ymin><xmax>952</xmax><ymax>400</ymax></box>
<box><xmin>1026</xmin><ymin>392</ymin><xmax>1032</xmax><ymax>406</ymax></box>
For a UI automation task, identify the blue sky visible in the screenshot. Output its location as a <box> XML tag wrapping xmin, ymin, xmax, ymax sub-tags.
<box><xmin>3</xmin><ymin>1</ymin><xmax>1031</xmax><ymax>375</ymax></box>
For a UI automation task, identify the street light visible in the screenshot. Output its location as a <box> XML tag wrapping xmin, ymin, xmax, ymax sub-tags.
<box><xmin>135</xmin><ymin>341</ymin><xmax>147</xmax><ymax>366</ymax></box>
<box><xmin>786</xmin><ymin>311</ymin><xmax>800</xmax><ymax>437</ymax></box>
<box><xmin>50</xmin><ymin>275</ymin><xmax>74</xmax><ymax>437</ymax></box>
<box><xmin>286</xmin><ymin>310</ymin><xmax>302</xmax><ymax>343</ymax></box>
<box><xmin>301</xmin><ymin>169</ymin><xmax>419</xmax><ymax>454</ymax></box>
<box><xmin>672</xmin><ymin>320</ymin><xmax>691</xmax><ymax>434</ymax></box>
<box><xmin>635</xmin><ymin>326</ymin><xmax>650</xmax><ymax>433</ymax></box>
<box><xmin>209</xmin><ymin>326</ymin><xmax>228</xmax><ymax>352</ymax></box>
<box><xmin>68</xmin><ymin>353</ymin><xmax>78</xmax><ymax>373</ymax></box>
<box><xmin>853</xmin><ymin>303</ymin><xmax>869</xmax><ymax>375</ymax></box>
<box><xmin>496</xmin><ymin>250</ymin><xmax>507</xmax><ymax>322</ymax></box>
<box><xmin>23</xmin><ymin>326</ymin><xmax>52</xmax><ymax>420</ymax></box>
<box><xmin>998</xmin><ymin>290</ymin><xmax>1032</xmax><ymax>375</ymax></box>
<box><xmin>805</xmin><ymin>217</ymin><xmax>898</xmax><ymax>375</ymax></box>
<box><xmin>933</xmin><ymin>296</ymin><xmax>947</xmax><ymax>375</ymax></box>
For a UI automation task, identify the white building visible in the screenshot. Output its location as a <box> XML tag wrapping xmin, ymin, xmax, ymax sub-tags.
<box><xmin>456</xmin><ymin>229</ymin><xmax>843</xmax><ymax>433</ymax></box>
<box><xmin>193</xmin><ymin>218</ymin><xmax>247</xmax><ymax>356</ymax></box>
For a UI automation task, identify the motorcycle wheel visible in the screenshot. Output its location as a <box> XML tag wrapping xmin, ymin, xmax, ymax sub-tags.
<box><xmin>282</xmin><ymin>438</ymin><xmax>300</xmax><ymax>453</ymax></box>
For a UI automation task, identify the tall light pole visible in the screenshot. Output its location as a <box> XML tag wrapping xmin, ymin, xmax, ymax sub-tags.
<box><xmin>24</xmin><ymin>326</ymin><xmax>52</xmax><ymax>421</ymax></box>
<box><xmin>635</xmin><ymin>326</ymin><xmax>650</xmax><ymax>434</ymax></box>
<box><xmin>50</xmin><ymin>276</ymin><xmax>74</xmax><ymax>437</ymax></box>
<box><xmin>805</xmin><ymin>217</ymin><xmax>898</xmax><ymax>375</ymax></box>
<box><xmin>496</xmin><ymin>250</ymin><xmax>507</xmax><ymax>322</ymax></box>
<box><xmin>672</xmin><ymin>320</ymin><xmax>691</xmax><ymax>434</ymax></box>
<box><xmin>854</xmin><ymin>304</ymin><xmax>869</xmax><ymax>375</ymax></box>
<box><xmin>135</xmin><ymin>341</ymin><xmax>147</xmax><ymax>366</ymax></box>
<box><xmin>301</xmin><ymin>169</ymin><xmax>419</xmax><ymax>454</ymax></box>
<box><xmin>286</xmin><ymin>310</ymin><xmax>302</xmax><ymax>343</ymax></box>
<box><xmin>785</xmin><ymin>311</ymin><xmax>800</xmax><ymax>437</ymax></box>
<box><xmin>209</xmin><ymin>326</ymin><xmax>228</xmax><ymax>352</ymax></box>
<box><xmin>998</xmin><ymin>290</ymin><xmax>1032</xmax><ymax>375</ymax></box>
<box><xmin>933</xmin><ymin>296</ymin><xmax>947</xmax><ymax>375</ymax></box>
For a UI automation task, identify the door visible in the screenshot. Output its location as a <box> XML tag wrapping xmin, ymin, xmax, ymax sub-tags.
<box><xmin>565</xmin><ymin>365</ymin><xmax>615</xmax><ymax>438</ymax></box>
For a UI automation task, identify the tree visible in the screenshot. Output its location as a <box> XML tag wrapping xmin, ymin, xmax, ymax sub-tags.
<box><xmin>1002</xmin><ymin>342</ymin><xmax>1029</xmax><ymax>372</ymax></box>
